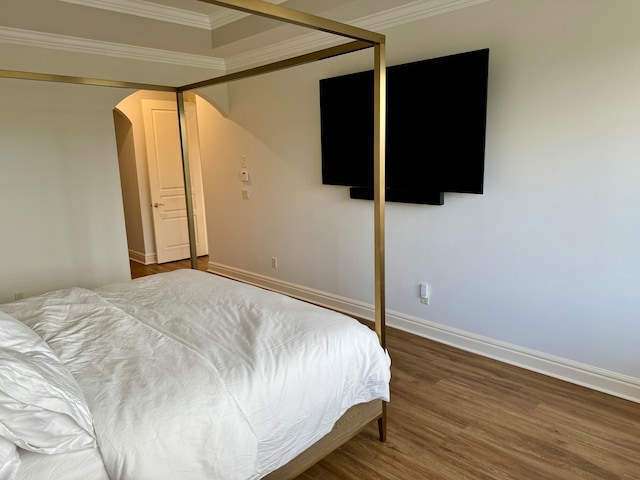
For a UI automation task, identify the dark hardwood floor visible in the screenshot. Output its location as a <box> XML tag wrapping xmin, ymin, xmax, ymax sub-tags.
<box><xmin>131</xmin><ymin>259</ymin><xmax>640</xmax><ymax>480</ymax></box>
<box><xmin>129</xmin><ymin>255</ymin><xmax>209</xmax><ymax>279</ymax></box>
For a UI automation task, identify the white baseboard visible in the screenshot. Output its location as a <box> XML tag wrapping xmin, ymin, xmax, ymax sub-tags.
<box><xmin>128</xmin><ymin>250</ymin><xmax>157</xmax><ymax>265</ymax></box>
<box><xmin>208</xmin><ymin>261</ymin><xmax>640</xmax><ymax>404</ymax></box>
<box><xmin>389</xmin><ymin>314</ymin><xmax>640</xmax><ymax>404</ymax></box>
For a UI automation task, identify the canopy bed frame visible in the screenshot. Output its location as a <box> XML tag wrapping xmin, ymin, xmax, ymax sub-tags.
<box><xmin>0</xmin><ymin>1</ymin><xmax>387</xmax><ymax>477</ymax></box>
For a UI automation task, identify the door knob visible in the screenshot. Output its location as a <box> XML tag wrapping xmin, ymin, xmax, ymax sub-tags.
<box><xmin>153</xmin><ymin>202</ymin><xmax>165</xmax><ymax>208</ymax></box>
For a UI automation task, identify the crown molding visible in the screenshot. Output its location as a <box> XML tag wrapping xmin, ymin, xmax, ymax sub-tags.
<box><xmin>59</xmin><ymin>0</ymin><xmax>212</xmax><ymax>29</ymax></box>
<box><xmin>0</xmin><ymin>27</ymin><xmax>225</xmax><ymax>70</ymax></box>
<box><xmin>226</xmin><ymin>0</ymin><xmax>493</xmax><ymax>72</ymax></box>
<box><xmin>208</xmin><ymin>0</ymin><xmax>288</xmax><ymax>30</ymax></box>
<box><xmin>359</xmin><ymin>0</ymin><xmax>492</xmax><ymax>31</ymax></box>
<box><xmin>59</xmin><ymin>0</ymin><xmax>289</xmax><ymax>31</ymax></box>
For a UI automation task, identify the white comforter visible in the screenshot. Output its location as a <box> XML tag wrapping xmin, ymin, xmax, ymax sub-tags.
<box><xmin>3</xmin><ymin>270</ymin><xmax>390</xmax><ymax>480</ymax></box>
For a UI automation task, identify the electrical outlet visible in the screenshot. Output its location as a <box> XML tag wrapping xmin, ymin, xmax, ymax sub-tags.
<box><xmin>242</xmin><ymin>189</ymin><xmax>249</xmax><ymax>200</ymax></box>
<box><xmin>14</xmin><ymin>292</ymin><xmax>24</xmax><ymax>301</ymax></box>
<box><xmin>271</xmin><ymin>257</ymin><xmax>278</xmax><ymax>269</ymax></box>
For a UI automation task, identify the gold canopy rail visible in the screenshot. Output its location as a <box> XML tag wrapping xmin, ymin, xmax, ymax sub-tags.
<box><xmin>0</xmin><ymin>0</ymin><xmax>388</xmax><ymax>450</ymax></box>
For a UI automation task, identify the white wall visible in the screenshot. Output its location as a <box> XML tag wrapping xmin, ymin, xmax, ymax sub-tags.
<box><xmin>0</xmin><ymin>79</ymin><xmax>132</xmax><ymax>302</ymax></box>
<box><xmin>198</xmin><ymin>0</ymin><xmax>640</xmax><ymax>388</ymax></box>
<box><xmin>113</xmin><ymin>109</ymin><xmax>145</xmax><ymax>256</ymax></box>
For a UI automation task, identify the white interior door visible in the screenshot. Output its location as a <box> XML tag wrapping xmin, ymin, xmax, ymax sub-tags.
<box><xmin>142</xmin><ymin>99</ymin><xmax>208</xmax><ymax>264</ymax></box>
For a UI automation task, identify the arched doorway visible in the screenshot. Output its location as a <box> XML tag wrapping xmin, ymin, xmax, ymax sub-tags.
<box><xmin>113</xmin><ymin>91</ymin><xmax>209</xmax><ymax>271</ymax></box>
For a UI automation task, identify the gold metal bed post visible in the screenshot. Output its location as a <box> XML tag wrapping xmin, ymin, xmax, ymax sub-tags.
<box><xmin>373</xmin><ymin>42</ymin><xmax>387</xmax><ymax>441</ymax></box>
<box><xmin>176</xmin><ymin>92</ymin><xmax>198</xmax><ymax>270</ymax></box>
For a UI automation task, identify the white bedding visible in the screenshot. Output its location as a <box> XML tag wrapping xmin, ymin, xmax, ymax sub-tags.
<box><xmin>2</xmin><ymin>270</ymin><xmax>390</xmax><ymax>480</ymax></box>
<box><xmin>15</xmin><ymin>448</ymin><xmax>110</xmax><ymax>480</ymax></box>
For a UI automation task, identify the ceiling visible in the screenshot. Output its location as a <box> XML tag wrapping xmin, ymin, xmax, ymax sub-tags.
<box><xmin>0</xmin><ymin>0</ymin><xmax>489</xmax><ymax>86</ymax></box>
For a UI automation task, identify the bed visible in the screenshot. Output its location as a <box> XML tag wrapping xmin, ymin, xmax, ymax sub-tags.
<box><xmin>1</xmin><ymin>0</ymin><xmax>388</xmax><ymax>478</ymax></box>
<box><xmin>0</xmin><ymin>269</ymin><xmax>390</xmax><ymax>479</ymax></box>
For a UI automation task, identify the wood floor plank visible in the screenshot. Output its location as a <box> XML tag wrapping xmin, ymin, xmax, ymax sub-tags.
<box><xmin>129</xmin><ymin>256</ymin><xmax>209</xmax><ymax>278</ymax></box>
<box><xmin>130</xmin><ymin>260</ymin><xmax>640</xmax><ymax>479</ymax></box>
<box><xmin>299</xmin><ymin>327</ymin><xmax>640</xmax><ymax>479</ymax></box>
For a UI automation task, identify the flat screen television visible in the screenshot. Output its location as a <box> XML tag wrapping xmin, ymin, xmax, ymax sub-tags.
<box><xmin>319</xmin><ymin>48</ymin><xmax>489</xmax><ymax>205</ymax></box>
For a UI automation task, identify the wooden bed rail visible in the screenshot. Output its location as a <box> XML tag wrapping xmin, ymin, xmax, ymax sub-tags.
<box><xmin>263</xmin><ymin>400</ymin><xmax>384</xmax><ymax>479</ymax></box>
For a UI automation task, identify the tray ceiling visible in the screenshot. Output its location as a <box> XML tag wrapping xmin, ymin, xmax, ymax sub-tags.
<box><xmin>0</xmin><ymin>0</ymin><xmax>490</xmax><ymax>86</ymax></box>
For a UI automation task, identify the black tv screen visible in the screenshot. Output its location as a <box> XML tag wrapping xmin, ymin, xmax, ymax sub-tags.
<box><xmin>319</xmin><ymin>48</ymin><xmax>489</xmax><ymax>203</ymax></box>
